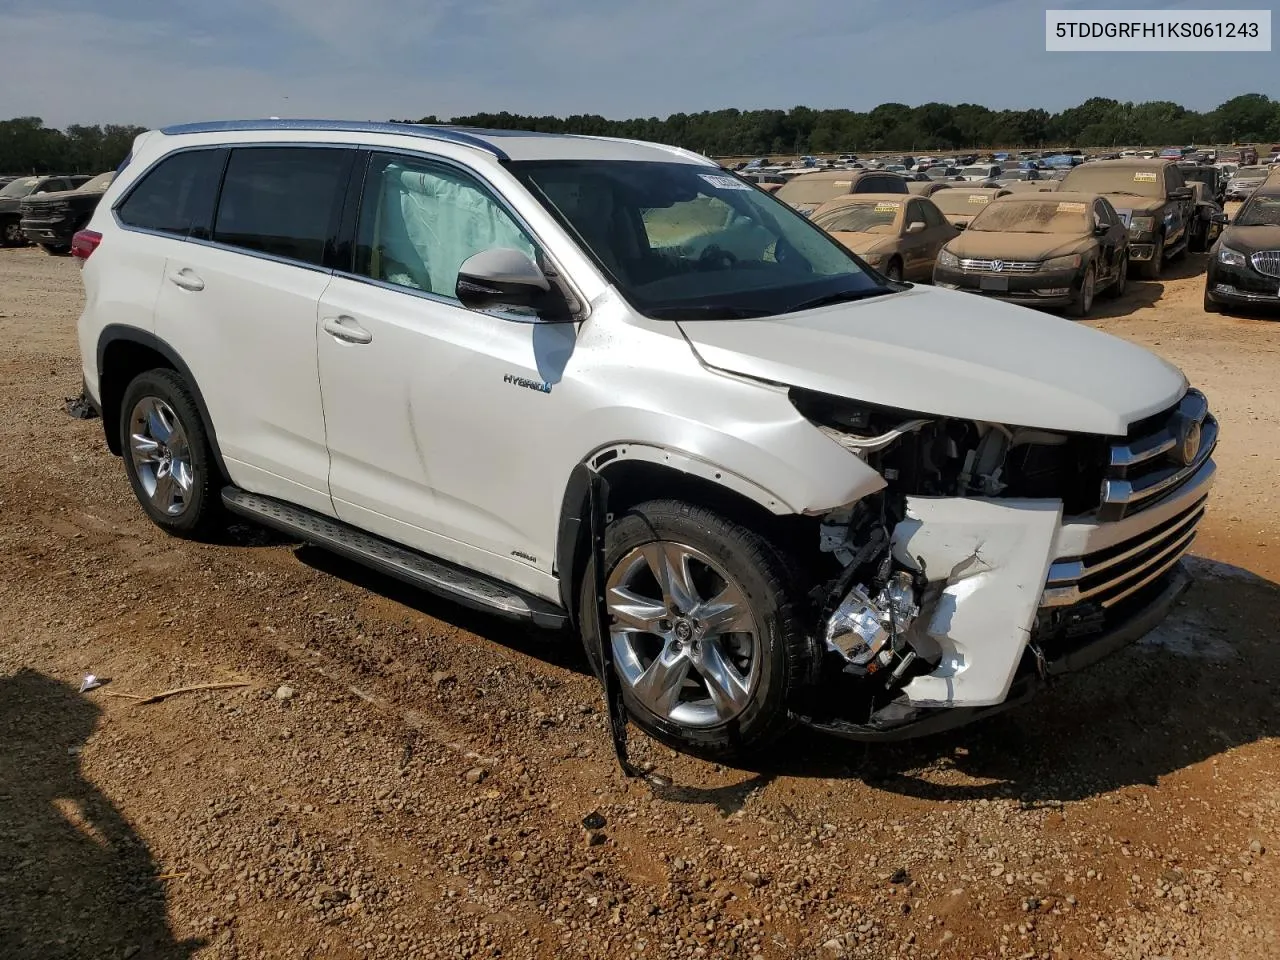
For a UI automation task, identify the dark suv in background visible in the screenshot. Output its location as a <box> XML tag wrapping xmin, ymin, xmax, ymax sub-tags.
<box><xmin>0</xmin><ymin>175</ymin><xmax>92</xmax><ymax>246</ymax></box>
<box><xmin>19</xmin><ymin>172</ymin><xmax>115</xmax><ymax>254</ymax></box>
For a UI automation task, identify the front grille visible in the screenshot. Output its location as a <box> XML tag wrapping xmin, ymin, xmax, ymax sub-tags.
<box><xmin>1251</xmin><ymin>250</ymin><xmax>1280</xmax><ymax>278</ymax></box>
<box><xmin>958</xmin><ymin>258</ymin><xmax>1039</xmax><ymax>273</ymax></box>
<box><xmin>1041</xmin><ymin>495</ymin><xmax>1205</xmax><ymax>609</ymax></box>
<box><xmin>1098</xmin><ymin>389</ymin><xmax>1216</xmax><ymax>521</ymax></box>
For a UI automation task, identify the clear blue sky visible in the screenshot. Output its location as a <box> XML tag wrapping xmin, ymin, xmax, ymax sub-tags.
<box><xmin>0</xmin><ymin>0</ymin><xmax>1270</xmax><ymax>128</ymax></box>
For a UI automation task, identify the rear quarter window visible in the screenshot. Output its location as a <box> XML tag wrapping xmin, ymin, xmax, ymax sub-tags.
<box><xmin>116</xmin><ymin>149</ymin><xmax>225</xmax><ymax>237</ymax></box>
<box><xmin>212</xmin><ymin>147</ymin><xmax>354</xmax><ymax>267</ymax></box>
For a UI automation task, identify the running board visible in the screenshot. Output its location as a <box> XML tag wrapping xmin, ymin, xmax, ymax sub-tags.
<box><xmin>221</xmin><ymin>487</ymin><xmax>568</xmax><ymax>630</ymax></box>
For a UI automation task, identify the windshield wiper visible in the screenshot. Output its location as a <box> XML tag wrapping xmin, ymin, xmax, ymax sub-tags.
<box><xmin>647</xmin><ymin>304</ymin><xmax>774</xmax><ymax>320</ymax></box>
<box><xmin>786</xmin><ymin>287</ymin><xmax>893</xmax><ymax>313</ymax></box>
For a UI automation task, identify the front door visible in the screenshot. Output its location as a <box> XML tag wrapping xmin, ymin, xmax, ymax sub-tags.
<box><xmin>316</xmin><ymin>152</ymin><xmax>576</xmax><ymax>594</ymax></box>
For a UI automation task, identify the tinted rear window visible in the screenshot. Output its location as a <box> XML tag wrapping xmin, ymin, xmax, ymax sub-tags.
<box><xmin>116</xmin><ymin>149</ymin><xmax>224</xmax><ymax>236</ymax></box>
<box><xmin>212</xmin><ymin>147</ymin><xmax>353</xmax><ymax>266</ymax></box>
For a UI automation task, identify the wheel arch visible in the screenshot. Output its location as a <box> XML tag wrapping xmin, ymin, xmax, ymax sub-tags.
<box><xmin>554</xmin><ymin>444</ymin><xmax>823</xmax><ymax>625</ymax></box>
<box><xmin>96</xmin><ymin>325</ymin><xmax>228</xmax><ymax>477</ymax></box>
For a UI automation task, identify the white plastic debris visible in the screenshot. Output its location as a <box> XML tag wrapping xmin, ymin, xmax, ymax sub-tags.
<box><xmin>79</xmin><ymin>674</ymin><xmax>102</xmax><ymax>693</ymax></box>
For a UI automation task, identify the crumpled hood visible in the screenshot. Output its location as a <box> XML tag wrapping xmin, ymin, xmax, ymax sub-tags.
<box><xmin>678</xmin><ymin>285</ymin><xmax>1187</xmax><ymax>436</ymax></box>
<box><xmin>946</xmin><ymin>231</ymin><xmax>1091</xmax><ymax>261</ymax></box>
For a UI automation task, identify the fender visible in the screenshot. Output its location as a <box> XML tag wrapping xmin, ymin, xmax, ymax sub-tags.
<box><xmin>96</xmin><ymin>324</ymin><xmax>230</xmax><ymax>478</ymax></box>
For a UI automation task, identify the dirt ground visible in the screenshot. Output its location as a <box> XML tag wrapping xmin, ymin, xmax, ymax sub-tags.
<box><xmin>1</xmin><ymin>236</ymin><xmax>1278</xmax><ymax>960</ymax></box>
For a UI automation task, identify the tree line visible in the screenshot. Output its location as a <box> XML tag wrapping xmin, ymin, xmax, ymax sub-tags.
<box><xmin>426</xmin><ymin>93</ymin><xmax>1280</xmax><ymax>157</ymax></box>
<box><xmin>0</xmin><ymin>118</ymin><xmax>148</xmax><ymax>175</ymax></box>
<box><xmin>4</xmin><ymin>94</ymin><xmax>1277</xmax><ymax>173</ymax></box>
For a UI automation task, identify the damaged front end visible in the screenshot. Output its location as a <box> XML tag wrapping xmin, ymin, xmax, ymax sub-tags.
<box><xmin>789</xmin><ymin>386</ymin><xmax>1215</xmax><ymax>740</ymax></box>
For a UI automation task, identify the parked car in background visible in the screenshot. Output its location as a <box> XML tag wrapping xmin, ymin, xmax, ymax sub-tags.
<box><xmin>1177</xmin><ymin>163</ymin><xmax>1225</xmax><ymax>205</ymax></box>
<box><xmin>924</xmin><ymin>165</ymin><xmax>963</xmax><ymax>181</ymax></box>
<box><xmin>1058</xmin><ymin>158</ymin><xmax>1194</xmax><ymax>279</ymax></box>
<box><xmin>995</xmin><ymin>168</ymin><xmax>1044</xmax><ymax>184</ymax></box>
<box><xmin>1203</xmin><ymin>185</ymin><xmax>1280</xmax><ymax>314</ymax></box>
<box><xmin>961</xmin><ymin>164</ymin><xmax>1002</xmax><ymax>182</ymax></box>
<box><xmin>1225</xmin><ymin>166</ymin><xmax>1268</xmax><ymax>201</ymax></box>
<box><xmin>19</xmin><ymin>171</ymin><xmax>115</xmax><ymax>253</ymax></box>
<box><xmin>931</xmin><ymin>186</ymin><xmax>1013</xmax><ymax>230</ymax></box>
<box><xmin>73</xmin><ymin>120</ymin><xmax>1216</xmax><ymax>755</ymax></box>
<box><xmin>906</xmin><ymin>180</ymin><xmax>953</xmax><ymax>197</ymax></box>
<box><xmin>934</xmin><ymin>192</ymin><xmax>1130</xmax><ymax>317</ymax></box>
<box><xmin>0</xmin><ymin>174</ymin><xmax>91</xmax><ymax>246</ymax></box>
<box><xmin>810</xmin><ymin>193</ymin><xmax>957</xmax><ymax>281</ymax></box>
<box><xmin>775</xmin><ymin>169</ymin><xmax>909</xmax><ymax>215</ymax></box>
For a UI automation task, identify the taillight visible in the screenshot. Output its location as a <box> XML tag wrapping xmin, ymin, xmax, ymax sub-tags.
<box><xmin>71</xmin><ymin>230</ymin><xmax>102</xmax><ymax>262</ymax></box>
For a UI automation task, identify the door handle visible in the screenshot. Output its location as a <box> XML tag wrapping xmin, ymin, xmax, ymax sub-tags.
<box><xmin>322</xmin><ymin>315</ymin><xmax>373</xmax><ymax>345</ymax></box>
<box><xmin>167</xmin><ymin>268</ymin><xmax>204</xmax><ymax>292</ymax></box>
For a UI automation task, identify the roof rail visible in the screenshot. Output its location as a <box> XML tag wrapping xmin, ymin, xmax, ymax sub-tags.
<box><xmin>157</xmin><ymin>119</ymin><xmax>508</xmax><ymax>160</ymax></box>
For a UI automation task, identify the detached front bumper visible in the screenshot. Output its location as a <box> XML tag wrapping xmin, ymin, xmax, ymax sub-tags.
<box><xmin>933</xmin><ymin>264</ymin><xmax>1080</xmax><ymax>307</ymax></box>
<box><xmin>802</xmin><ymin>433</ymin><xmax>1216</xmax><ymax>742</ymax></box>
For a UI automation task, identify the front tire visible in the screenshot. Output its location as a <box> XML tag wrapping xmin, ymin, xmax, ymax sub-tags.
<box><xmin>1067</xmin><ymin>265</ymin><xmax>1096</xmax><ymax>318</ymax></box>
<box><xmin>119</xmin><ymin>369</ymin><xmax>222</xmax><ymax>539</ymax></box>
<box><xmin>1139</xmin><ymin>235</ymin><xmax>1164</xmax><ymax>280</ymax></box>
<box><xmin>579</xmin><ymin>500</ymin><xmax>810</xmax><ymax>759</ymax></box>
<box><xmin>1</xmin><ymin>218</ymin><xmax>24</xmax><ymax>247</ymax></box>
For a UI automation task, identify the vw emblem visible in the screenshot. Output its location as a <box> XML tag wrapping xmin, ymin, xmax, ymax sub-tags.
<box><xmin>1173</xmin><ymin>417</ymin><xmax>1202</xmax><ymax>467</ymax></box>
<box><xmin>991</xmin><ymin>259</ymin><xmax>1005</xmax><ymax>272</ymax></box>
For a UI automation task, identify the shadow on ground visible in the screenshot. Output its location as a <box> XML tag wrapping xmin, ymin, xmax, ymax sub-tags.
<box><xmin>0</xmin><ymin>670</ymin><xmax>203</xmax><ymax>960</ymax></box>
<box><xmin>747</xmin><ymin>559</ymin><xmax>1280</xmax><ymax>804</ymax></box>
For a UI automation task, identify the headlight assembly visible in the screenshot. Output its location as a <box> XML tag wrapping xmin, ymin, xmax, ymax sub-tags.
<box><xmin>1042</xmin><ymin>253</ymin><xmax>1082</xmax><ymax>271</ymax></box>
<box><xmin>937</xmin><ymin>248</ymin><xmax>959</xmax><ymax>268</ymax></box>
<box><xmin>1217</xmin><ymin>246</ymin><xmax>1246</xmax><ymax>267</ymax></box>
<box><xmin>1128</xmin><ymin>216</ymin><xmax>1156</xmax><ymax>236</ymax></box>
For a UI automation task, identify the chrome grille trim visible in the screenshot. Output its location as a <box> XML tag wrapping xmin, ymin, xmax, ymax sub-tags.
<box><xmin>1109</xmin><ymin>391</ymin><xmax>1208</xmax><ymax>469</ymax></box>
<box><xmin>1102</xmin><ymin>419</ymin><xmax>1216</xmax><ymax>513</ymax></box>
<box><xmin>1251</xmin><ymin>250</ymin><xmax>1280</xmax><ymax>279</ymax></box>
<box><xmin>1042</xmin><ymin>496</ymin><xmax>1206</xmax><ymax>609</ymax></box>
<box><xmin>958</xmin><ymin>258</ymin><xmax>1039</xmax><ymax>273</ymax></box>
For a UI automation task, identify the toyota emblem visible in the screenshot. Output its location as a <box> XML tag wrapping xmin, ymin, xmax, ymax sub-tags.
<box><xmin>991</xmin><ymin>259</ymin><xmax>1005</xmax><ymax>272</ymax></box>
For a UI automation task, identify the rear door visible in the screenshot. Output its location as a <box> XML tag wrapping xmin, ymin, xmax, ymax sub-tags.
<box><xmin>900</xmin><ymin>199</ymin><xmax>933</xmax><ymax>280</ymax></box>
<box><xmin>153</xmin><ymin>144</ymin><xmax>356</xmax><ymax>514</ymax></box>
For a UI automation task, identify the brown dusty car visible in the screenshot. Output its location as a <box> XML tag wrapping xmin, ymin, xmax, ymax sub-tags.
<box><xmin>930</xmin><ymin>186</ymin><xmax>1012</xmax><ymax>230</ymax></box>
<box><xmin>775</xmin><ymin>169</ymin><xmax>909</xmax><ymax>215</ymax></box>
<box><xmin>810</xmin><ymin>193</ymin><xmax>958</xmax><ymax>282</ymax></box>
<box><xmin>906</xmin><ymin>180</ymin><xmax>953</xmax><ymax>197</ymax></box>
<box><xmin>1001</xmin><ymin>180</ymin><xmax>1059</xmax><ymax>194</ymax></box>
<box><xmin>933</xmin><ymin>191</ymin><xmax>1130</xmax><ymax>318</ymax></box>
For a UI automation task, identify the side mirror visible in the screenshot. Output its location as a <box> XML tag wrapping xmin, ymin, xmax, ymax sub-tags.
<box><xmin>1211</xmin><ymin>212</ymin><xmax>1229</xmax><ymax>225</ymax></box>
<box><xmin>1169</xmin><ymin>187</ymin><xmax>1192</xmax><ymax>200</ymax></box>
<box><xmin>455</xmin><ymin>248</ymin><xmax>558</xmax><ymax>319</ymax></box>
<box><xmin>905</xmin><ymin>221</ymin><xmax>926</xmax><ymax>235</ymax></box>
<box><xmin>954</xmin><ymin>222</ymin><xmax>968</xmax><ymax>231</ymax></box>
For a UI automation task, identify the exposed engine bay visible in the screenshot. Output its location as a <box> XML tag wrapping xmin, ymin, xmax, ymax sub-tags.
<box><xmin>790</xmin><ymin>387</ymin><xmax>1115</xmax><ymax>736</ymax></box>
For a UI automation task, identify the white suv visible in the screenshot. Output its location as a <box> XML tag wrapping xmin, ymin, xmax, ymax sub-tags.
<box><xmin>75</xmin><ymin>120</ymin><xmax>1216</xmax><ymax>756</ymax></box>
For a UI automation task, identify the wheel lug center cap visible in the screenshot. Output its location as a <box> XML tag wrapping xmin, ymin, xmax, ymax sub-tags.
<box><xmin>674</xmin><ymin>619</ymin><xmax>695</xmax><ymax>643</ymax></box>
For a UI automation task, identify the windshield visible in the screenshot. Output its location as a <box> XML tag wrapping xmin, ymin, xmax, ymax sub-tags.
<box><xmin>1059</xmin><ymin>165</ymin><xmax>1164</xmax><ymax>198</ymax></box>
<box><xmin>811</xmin><ymin>200</ymin><xmax>901</xmax><ymax>233</ymax></box>
<box><xmin>1234</xmin><ymin>167</ymin><xmax>1267</xmax><ymax>178</ymax></box>
<box><xmin>1000</xmin><ymin>170</ymin><xmax>1031</xmax><ymax>180</ymax></box>
<box><xmin>932</xmin><ymin>191</ymin><xmax>995</xmax><ymax>215</ymax></box>
<box><xmin>0</xmin><ymin>176</ymin><xmax>41</xmax><ymax>199</ymax></box>
<box><xmin>961</xmin><ymin>166</ymin><xmax>993</xmax><ymax>178</ymax></box>
<box><xmin>926</xmin><ymin>167</ymin><xmax>957</xmax><ymax>179</ymax></box>
<box><xmin>968</xmin><ymin>199</ymin><xmax>1090</xmax><ymax>234</ymax></box>
<box><xmin>509</xmin><ymin>160</ymin><xmax>888</xmax><ymax>319</ymax></box>
<box><xmin>1235</xmin><ymin>194</ymin><xmax>1280</xmax><ymax>227</ymax></box>
<box><xmin>80</xmin><ymin>172</ymin><xmax>115</xmax><ymax>192</ymax></box>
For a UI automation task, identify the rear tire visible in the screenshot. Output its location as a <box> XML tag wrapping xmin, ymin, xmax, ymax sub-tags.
<box><xmin>578</xmin><ymin>500</ymin><xmax>811</xmax><ymax>759</ymax></box>
<box><xmin>119</xmin><ymin>369</ymin><xmax>223</xmax><ymax>540</ymax></box>
<box><xmin>1139</xmin><ymin>235</ymin><xmax>1164</xmax><ymax>280</ymax></box>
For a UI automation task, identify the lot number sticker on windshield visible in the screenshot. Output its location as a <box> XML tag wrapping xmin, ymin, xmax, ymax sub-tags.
<box><xmin>699</xmin><ymin>174</ymin><xmax>753</xmax><ymax>191</ymax></box>
<box><xmin>1133</xmin><ymin>172</ymin><xmax>1158</xmax><ymax>183</ymax></box>
<box><xmin>1057</xmin><ymin>202</ymin><xmax>1087</xmax><ymax>212</ymax></box>
<box><xmin>967</xmin><ymin>195</ymin><xmax>989</xmax><ymax>203</ymax></box>
<box><xmin>874</xmin><ymin>202</ymin><xmax>901</xmax><ymax>212</ymax></box>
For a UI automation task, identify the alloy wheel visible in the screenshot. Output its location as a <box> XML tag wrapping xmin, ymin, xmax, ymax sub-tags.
<box><xmin>128</xmin><ymin>396</ymin><xmax>195</xmax><ymax>516</ymax></box>
<box><xmin>606</xmin><ymin>541</ymin><xmax>761</xmax><ymax>728</ymax></box>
